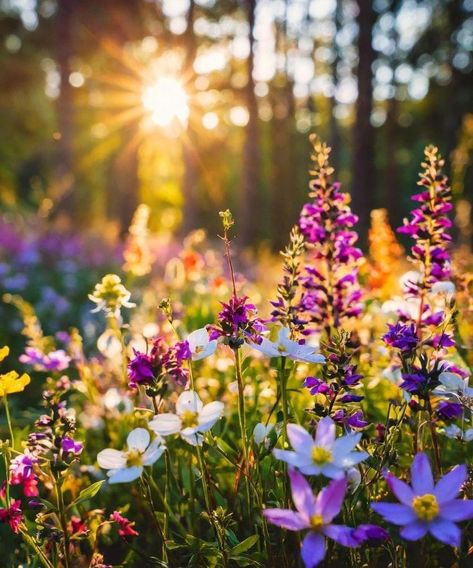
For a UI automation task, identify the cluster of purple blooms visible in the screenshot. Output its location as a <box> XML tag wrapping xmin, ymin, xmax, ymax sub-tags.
<box><xmin>128</xmin><ymin>336</ymin><xmax>191</xmax><ymax>390</ymax></box>
<box><xmin>397</xmin><ymin>146</ymin><xmax>453</xmax><ymax>293</ymax></box>
<box><xmin>19</xmin><ymin>346</ymin><xmax>71</xmax><ymax>372</ymax></box>
<box><xmin>305</xmin><ymin>331</ymin><xmax>367</xmax><ymax>429</ymax></box>
<box><xmin>297</xmin><ymin>135</ymin><xmax>363</xmax><ymax>332</ymax></box>
<box><xmin>208</xmin><ymin>295</ymin><xmax>266</xmax><ymax>348</ymax></box>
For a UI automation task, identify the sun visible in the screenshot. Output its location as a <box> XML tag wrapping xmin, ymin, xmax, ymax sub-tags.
<box><xmin>141</xmin><ymin>77</ymin><xmax>189</xmax><ymax>127</ymax></box>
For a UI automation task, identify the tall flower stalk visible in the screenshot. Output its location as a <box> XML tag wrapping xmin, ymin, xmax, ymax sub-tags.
<box><xmin>298</xmin><ymin>134</ymin><xmax>363</xmax><ymax>337</ymax></box>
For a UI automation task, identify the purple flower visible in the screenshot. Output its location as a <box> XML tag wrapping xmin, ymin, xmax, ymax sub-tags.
<box><xmin>397</xmin><ymin>146</ymin><xmax>452</xmax><ymax>296</ymax></box>
<box><xmin>62</xmin><ymin>436</ymin><xmax>83</xmax><ymax>456</ymax></box>
<box><xmin>371</xmin><ymin>452</ymin><xmax>473</xmax><ymax>547</ymax></box>
<box><xmin>436</xmin><ymin>401</ymin><xmax>462</xmax><ymax>421</ymax></box>
<box><xmin>208</xmin><ymin>295</ymin><xmax>266</xmax><ymax>347</ymax></box>
<box><xmin>128</xmin><ymin>349</ymin><xmax>155</xmax><ymax>389</ymax></box>
<box><xmin>383</xmin><ymin>323</ymin><xmax>418</xmax><ymax>353</ymax></box>
<box><xmin>10</xmin><ymin>450</ymin><xmax>37</xmax><ymax>479</ymax></box>
<box><xmin>264</xmin><ymin>469</ymin><xmax>382</xmax><ymax>568</ymax></box>
<box><xmin>19</xmin><ymin>347</ymin><xmax>71</xmax><ymax>372</ymax></box>
<box><xmin>296</xmin><ymin>136</ymin><xmax>363</xmax><ymax>332</ymax></box>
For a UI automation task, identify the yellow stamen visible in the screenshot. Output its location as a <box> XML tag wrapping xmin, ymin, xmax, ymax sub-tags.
<box><xmin>126</xmin><ymin>449</ymin><xmax>143</xmax><ymax>467</ymax></box>
<box><xmin>311</xmin><ymin>446</ymin><xmax>332</xmax><ymax>466</ymax></box>
<box><xmin>310</xmin><ymin>514</ymin><xmax>324</xmax><ymax>530</ymax></box>
<box><xmin>181</xmin><ymin>410</ymin><xmax>199</xmax><ymax>429</ymax></box>
<box><xmin>412</xmin><ymin>494</ymin><xmax>439</xmax><ymax>521</ymax></box>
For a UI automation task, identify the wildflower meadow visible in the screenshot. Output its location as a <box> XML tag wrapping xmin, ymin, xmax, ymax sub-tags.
<box><xmin>1</xmin><ymin>134</ymin><xmax>473</xmax><ymax>568</ymax></box>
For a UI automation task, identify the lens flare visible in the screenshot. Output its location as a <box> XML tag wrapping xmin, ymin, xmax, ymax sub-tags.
<box><xmin>142</xmin><ymin>77</ymin><xmax>189</xmax><ymax>127</ymax></box>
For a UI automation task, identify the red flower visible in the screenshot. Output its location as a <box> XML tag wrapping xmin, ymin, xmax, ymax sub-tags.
<box><xmin>0</xmin><ymin>499</ymin><xmax>23</xmax><ymax>533</ymax></box>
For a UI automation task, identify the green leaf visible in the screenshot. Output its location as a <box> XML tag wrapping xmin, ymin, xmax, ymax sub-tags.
<box><xmin>37</xmin><ymin>497</ymin><xmax>58</xmax><ymax>512</ymax></box>
<box><xmin>67</xmin><ymin>480</ymin><xmax>105</xmax><ymax>510</ymax></box>
<box><xmin>230</xmin><ymin>534</ymin><xmax>259</xmax><ymax>556</ymax></box>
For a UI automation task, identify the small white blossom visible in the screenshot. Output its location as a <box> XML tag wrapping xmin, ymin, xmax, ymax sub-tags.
<box><xmin>273</xmin><ymin>417</ymin><xmax>368</xmax><ymax>479</ymax></box>
<box><xmin>187</xmin><ymin>328</ymin><xmax>217</xmax><ymax>361</ymax></box>
<box><xmin>149</xmin><ymin>390</ymin><xmax>224</xmax><ymax>446</ymax></box>
<box><xmin>253</xmin><ymin>422</ymin><xmax>274</xmax><ymax>448</ymax></box>
<box><xmin>97</xmin><ymin>428</ymin><xmax>165</xmax><ymax>484</ymax></box>
<box><xmin>250</xmin><ymin>327</ymin><xmax>325</xmax><ymax>364</ymax></box>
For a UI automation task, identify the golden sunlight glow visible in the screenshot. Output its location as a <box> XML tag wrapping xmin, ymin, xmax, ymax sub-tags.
<box><xmin>142</xmin><ymin>77</ymin><xmax>189</xmax><ymax>127</ymax></box>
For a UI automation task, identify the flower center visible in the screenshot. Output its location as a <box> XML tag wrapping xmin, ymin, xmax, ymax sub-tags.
<box><xmin>311</xmin><ymin>446</ymin><xmax>332</xmax><ymax>466</ymax></box>
<box><xmin>310</xmin><ymin>514</ymin><xmax>324</xmax><ymax>530</ymax></box>
<box><xmin>195</xmin><ymin>345</ymin><xmax>204</xmax><ymax>354</ymax></box>
<box><xmin>277</xmin><ymin>344</ymin><xmax>287</xmax><ymax>354</ymax></box>
<box><xmin>412</xmin><ymin>494</ymin><xmax>439</xmax><ymax>521</ymax></box>
<box><xmin>126</xmin><ymin>449</ymin><xmax>143</xmax><ymax>467</ymax></box>
<box><xmin>181</xmin><ymin>410</ymin><xmax>199</xmax><ymax>429</ymax></box>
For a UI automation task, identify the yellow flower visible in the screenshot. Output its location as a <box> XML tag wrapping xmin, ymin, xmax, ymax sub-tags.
<box><xmin>0</xmin><ymin>346</ymin><xmax>10</xmax><ymax>362</ymax></box>
<box><xmin>0</xmin><ymin>370</ymin><xmax>31</xmax><ymax>397</ymax></box>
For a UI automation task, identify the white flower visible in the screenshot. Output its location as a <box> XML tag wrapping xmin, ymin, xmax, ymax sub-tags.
<box><xmin>463</xmin><ymin>429</ymin><xmax>473</xmax><ymax>442</ymax></box>
<box><xmin>430</xmin><ymin>281</ymin><xmax>456</xmax><ymax>296</ymax></box>
<box><xmin>273</xmin><ymin>417</ymin><xmax>368</xmax><ymax>479</ymax></box>
<box><xmin>187</xmin><ymin>328</ymin><xmax>217</xmax><ymax>361</ymax></box>
<box><xmin>253</xmin><ymin>422</ymin><xmax>274</xmax><ymax>447</ymax></box>
<box><xmin>433</xmin><ymin>371</ymin><xmax>473</xmax><ymax>399</ymax></box>
<box><xmin>443</xmin><ymin>424</ymin><xmax>462</xmax><ymax>439</ymax></box>
<box><xmin>149</xmin><ymin>390</ymin><xmax>224</xmax><ymax>446</ymax></box>
<box><xmin>347</xmin><ymin>467</ymin><xmax>362</xmax><ymax>492</ymax></box>
<box><xmin>97</xmin><ymin>428</ymin><xmax>165</xmax><ymax>484</ymax></box>
<box><xmin>250</xmin><ymin>327</ymin><xmax>325</xmax><ymax>364</ymax></box>
<box><xmin>97</xmin><ymin>330</ymin><xmax>122</xmax><ymax>359</ymax></box>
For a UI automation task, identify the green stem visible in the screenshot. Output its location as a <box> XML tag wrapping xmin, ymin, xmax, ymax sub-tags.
<box><xmin>196</xmin><ymin>444</ymin><xmax>212</xmax><ymax>513</ymax></box>
<box><xmin>20</xmin><ymin>527</ymin><xmax>55</xmax><ymax>568</ymax></box>
<box><xmin>3</xmin><ymin>395</ymin><xmax>15</xmax><ymax>449</ymax></box>
<box><xmin>54</xmin><ymin>477</ymin><xmax>71</xmax><ymax>568</ymax></box>
<box><xmin>233</xmin><ymin>347</ymin><xmax>252</xmax><ymax>517</ymax></box>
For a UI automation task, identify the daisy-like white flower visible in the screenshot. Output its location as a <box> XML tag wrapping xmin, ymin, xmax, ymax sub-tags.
<box><xmin>372</xmin><ymin>452</ymin><xmax>473</xmax><ymax>547</ymax></box>
<box><xmin>250</xmin><ymin>327</ymin><xmax>325</xmax><ymax>364</ymax></box>
<box><xmin>97</xmin><ymin>428</ymin><xmax>165</xmax><ymax>484</ymax></box>
<box><xmin>434</xmin><ymin>371</ymin><xmax>473</xmax><ymax>398</ymax></box>
<box><xmin>148</xmin><ymin>390</ymin><xmax>224</xmax><ymax>446</ymax></box>
<box><xmin>186</xmin><ymin>328</ymin><xmax>217</xmax><ymax>361</ymax></box>
<box><xmin>273</xmin><ymin>417</ymin><xmax>368</xmax><ymax>478</ymax></box>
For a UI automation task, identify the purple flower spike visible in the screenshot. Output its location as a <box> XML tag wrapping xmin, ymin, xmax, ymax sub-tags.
<box><xmin>264</xmin><ymin>469</ymin><xmax>384</xmax><ymax>568</ymax></box>
<box><xmin>371</xmin><ymin>452</ymin><xmax>473</xmax><ymax>547</ymax></box>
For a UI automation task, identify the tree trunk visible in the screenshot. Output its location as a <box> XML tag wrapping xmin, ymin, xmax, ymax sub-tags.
<box><xmin>182</xmin><ymin>0</ymin><xmax>199</xmax><ymax>235</ymax></box>
<box><xmin>351</xmin><ymin>0</ymin><xmax>376</xmax><ymax>247</ymax></box>
<box><xmin>239</xmin><ymin>0</ymin><xmax>261</xmax><ymax>246</ymax></box>
<box><xmin>54</xmin><ymin>0</ymin><xmax>75</xmax><ymax>222</ymax></box>
<box><xmin>329</xmin><ymin>0</ymin><xmax>342</xmax><ymax>172</ymax></box>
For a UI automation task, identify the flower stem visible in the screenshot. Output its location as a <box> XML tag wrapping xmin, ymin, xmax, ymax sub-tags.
<box><xmin>233</xmin><ymin>347</ymin><xmax>252</xmax><ymax>517</ymax></box>
<box><xmin>54</xmin><ymin>477</ymin><xmax>71</xmax><ymax>568</ymax></box>
<box><xmin>20</xmin><ymin>527</ymin><xmax>55</xmax><ymax>568</ymax></box>
<box><xmin>3</xmin><ymin>395</ymin><xmax>15</xmax><ymax>449</ymax></box>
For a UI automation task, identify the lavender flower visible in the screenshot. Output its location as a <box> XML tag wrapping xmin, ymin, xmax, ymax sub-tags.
<box><xmin>264</xmin><ymin>469</ymin><xmax>385</xmax><ymax>568</ymax></box>
<box><xmin>383</xmin><ymin>323</ymin><xmax>418</xmax><ymax>354</ymax></box>
<box><xmin>19</xmin><ymin>347</ymin><xmax>71</xmax><ymax>372</ymax></box>
<box><xmin>273</xmin><ymin>417</ymin><xmax>368</xmax><ymax>478</ymax></box>
<box><xmin>297</xmin><ymin>135</ymin><xmax>363</xmax><ymax>333</ymax></box>
<box><xmin>372</xmin><ymin>452</ymin><xmax>473</xmax><ymax>546</ymax></box>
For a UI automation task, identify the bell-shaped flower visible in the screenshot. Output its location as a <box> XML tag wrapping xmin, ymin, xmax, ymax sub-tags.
<box><xmin>97</xmin><ymin>428</ymin><xmax>165</xmax><ymax>484</ymax></box>
<box><xmin>273</xmin><ymin>417</ymin><xmax>368</xmax><ymax>478</ymax></box>
<box><xmin>251</xmin><ymin>327</ymin><xmax>325</xmax><ymax>364</ymax></box>
<box><xmin>148</xmin><ymin>390</ymin><xmax>224</xmax><ymax>446</ymax></box>
<box><xmin>371</xmin><ymin>452</ymin><xmax>473</xmax><ymax>547</ymax></box>
<box><xmin>187</xmin><ymin>328</ymin><xmax>217</xmax><ymax>361</ymax></box>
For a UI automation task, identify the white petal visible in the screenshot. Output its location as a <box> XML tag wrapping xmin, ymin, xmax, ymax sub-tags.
<box><xmin>181</xmin><ymin>432</ymin><xmax>203</xmax><ymax>446</ymax></box>
<box><xmin>127</xmin><ymin>428</ymin><xmax>150</xmax><ymax>452</ymax></box>
<box><xmin>149</xmin><ymin>413</ymin><xmax>182</xmax><ymax>436</ymax></box>
<box><xmin>142</xmin><ymin>439</ymin><xmax>166</xmax><ymax>466</ymax></box>
<box><xmin>187</xmin><ymin>328</ymin><xmax>210</xmax><ymax>352</ymax></box>
<box><xmin>287</xmin><ymin>423</ymin><xmax>315</xmax><ymax>455</ymax></box>
<box><xmin>273</xmin><ymin>449</ymin><xmax>313</xmax><ymax>469</ymax></box>
<box><xmin>176</xmin><ymin>390</ymin><xmax>203</xmax><ymax>415</ymax></box>
<box><xmin>332</xmin><ymin>433</ymin><xmax>361</xmax><ymax>460</ymax></box>
<box><xmin>108</xmin><ymin>466</ymin><xmax>143</xmax><ymax>484</ymax></box>
<box><xmin>250</xmin><ymin>337</ymin><xmax>282</xmax><ymax>358</ymax></box>
<box><xmin>193</xmin><ymin>340</ymin><xmax>217</xmax><ymax>361</ymax></box>
<box><xmin>198</xmin><ymin>401</ymin><xmax>224</xmax><ymax>431</ymax></box>
<box><xmin>253</xmin><ymin>423</ymin><xmax>273</xmax><ymax>444</ymax></box>
<box><xmin>97</xmin><ymin>448</ymin><xmax>127</xmax><ymax>470</ymax></box>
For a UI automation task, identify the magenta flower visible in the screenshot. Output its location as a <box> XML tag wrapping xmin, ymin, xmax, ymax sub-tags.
<box><xmin>19</xmin><ymin>347</ymin><xmax>71</xmax><ymax>372</ymax></box>
<box><xmin>208</xmin><ymin>295</ymin><xmax>266</xmax><ymax>348</ymax></box>
<box><xmin>371</xmin><ymin>452</ymin><xmax>473</xmax><ymax>546</ymax></box>
<box><xmin>264</xmin><ymin>469</ymin><xmax>384</xmax><ymax>568</ymax></box>
<box><xmin>128</xmin><ymin>349</ymin><xmax>155</xmax><ymax>388</ymax></box>
<box><xmin>0</xmin><ymin>499</ymin><xmax>23</xmax><ymax>533</ymax></box>
<box><xmin>61</xmin><ymin>436</ymin><xmax>84</xmax><ymax>456</ymax></box>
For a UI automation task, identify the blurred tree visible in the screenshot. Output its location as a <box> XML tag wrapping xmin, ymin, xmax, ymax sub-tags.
<box><xmin>240</xmin><ymin>0</ymin><xmax>261</xmax><ymax>245</ymax></box>
<box><xmin>351</xmin><ymin>0</ymin><xmax>377</xmax><ymax>245</ymax></box>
